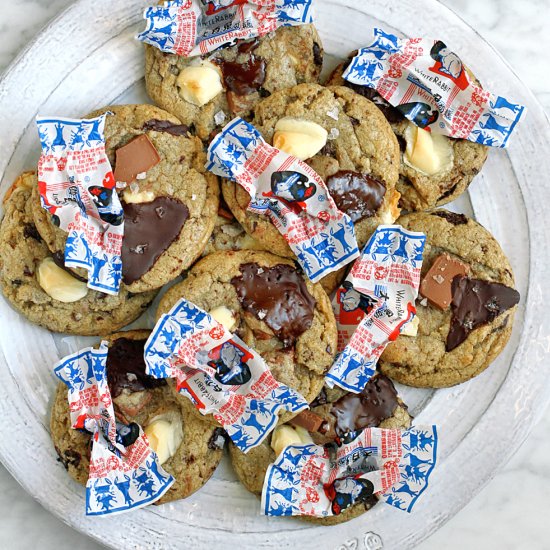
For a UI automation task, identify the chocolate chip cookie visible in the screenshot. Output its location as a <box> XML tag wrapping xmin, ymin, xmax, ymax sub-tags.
<box><xmin>229</xmin><ymin>374</ymin><xmax>411</xmax><ymax>525</ymax></box>
<box><xmin>222</xmin><ymin>83</ymin><xmax>401</xmax><ymax>260</ymax></box>
<box><xmin>156</xmin><ymin>249</ymin><xmax>338</xmax><ymax>424</ymax></box>
<box><xmin>0</xmin><ymin>172</ymin><xmax>156</xmax><ymax>335</ymax></box>
<box><xmin>145</xmin><ymin>25</ymin><xmax>323</xmax><ymax>141</ymax></box>
<box><xmin>31</xmin><ymin>104</ymin><xmax>219</xmax><ymax>293</ymax></box>
<box><xmin>328</xmin><ymin>57</ymin><xmax>488</xmax><ymax>211</ymax></box>
<box><xmin>50</xmin><ymin>330</ymin><xmax>225</xmax><ymax>504</ymax></box>
<box><xmin>379</xmin><ymin>210</ymin><xmax>519</xmax><ymax>387</ymax></box>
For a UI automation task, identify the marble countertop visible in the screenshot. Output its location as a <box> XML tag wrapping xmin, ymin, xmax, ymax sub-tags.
<box><xmin>1</xmin><ymin>1</ymin><xmax>549</xmax><ymax>548</ymax></box>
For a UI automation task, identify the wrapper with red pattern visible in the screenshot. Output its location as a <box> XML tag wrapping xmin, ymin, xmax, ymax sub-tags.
<box><xmin>144</xmin><ymin>298</ymin><xmax>307</xmax><ymax>451</ymax></box>
<box><xmin>54</xmin><ymin>342</ymin><xmax>174</xmax><ymax>516</ymax></box>
<box><xmin>138</xmin><ymin>0</ymin><xmax>313</xmax><ymax>57</ymax></box>
<box><xmin>326</xmin><ymin>225</ymin><xmax>425</xmax><ymax>393</ymax></box>
<box><xmin>262</xmin><ymin>425</ymin><xmax>438</xmax><ymax>517</ymax></box>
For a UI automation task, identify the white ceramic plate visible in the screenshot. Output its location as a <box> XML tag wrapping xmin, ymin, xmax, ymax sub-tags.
<box><xmin>1</xmin><ymin>0</ymin><xmax>549</xmax><ymax>548</ymax></box>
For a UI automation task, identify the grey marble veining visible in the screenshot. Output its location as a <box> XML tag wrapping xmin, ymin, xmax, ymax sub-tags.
<box><xmin>0</xmin><ymin>1</ymin><xmax>549</xmax><ymax>549</ymax></box>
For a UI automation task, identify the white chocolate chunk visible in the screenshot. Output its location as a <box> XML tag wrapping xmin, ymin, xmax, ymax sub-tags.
<box><xmin>400</xmin><ymin>315</ymin><xmax>419</xmax><ymax>337</ymax></box>
<box><xmin>177</xmin><ymin>61</ymin><xmax>223</xmax><ymax>107</ymax></box>
<box><xmin>273</xmin><ymin>118</ymin><xmax>328</xmax><ymax>160</ymax></box>
<box><xmin>37</xmin><ymin>257</ymin><xmax>88</xmax><ymax>303</ymax></box>
<box><xmin>209</xmin><ymin>306</ymin><xmax>237</xmax><ymax>331</ymax></box>
<box><xmin>270</xmin><ymin>424</ymin><xmax>314</xmax><ymax>457</ymax></box>
<box><xmin>122</xmin><ymin>188</ymin><xmax>155</xmax><ymax>204</ymax></box>
<box><xmin>403</xmin><ymin>123</ymin><xmax>454</xmax><ymax>176</ymax></box>
<box><xmin>144</xmin><ymin>412</ymin><xmax>184</xmax><ymax>465</ymax></box>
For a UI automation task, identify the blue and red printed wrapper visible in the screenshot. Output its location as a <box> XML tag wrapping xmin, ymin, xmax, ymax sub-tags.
<box><xmin>36</xmin><ymin>114</ymin><xmax>124</xmax><ymax>295</ymax></box>
<box><xmin>138</xmin><ymin>0</ymin><xmax>313</xmax><ymax>57</ymax></box>
<box><xmin>54</xmin><ymin>342</ymin><xmax>174</xmax><ymax>516</ymax></box>
<box><xmin>144</xmin><ymin>298</ymin><xmax>308</xmax><ymax>452</ymax></box>
<box><xmin>206</xmin><ymin>117</ymin><xmax>359</xmax><ymax>282</ymax></box>
<box><xmin>343</xmin><ymin>28</ymin><xmax>525</xmax><ymax>148</ymax></box>
<box><xmin>326</xmin><ymin>225</ymin><xmax>425</xmax><ymax>393</ymax></box>
<box><xmin>262</xmin><ymin>425</ymin><xmax>437</xmax><ymax>517</ymax></box>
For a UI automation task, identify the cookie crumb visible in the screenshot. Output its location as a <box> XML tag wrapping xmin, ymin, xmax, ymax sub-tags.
<box><xmin>214</xmin><ymin>111</ymin><xmax>226</xmax><ymax>125</ymax></box>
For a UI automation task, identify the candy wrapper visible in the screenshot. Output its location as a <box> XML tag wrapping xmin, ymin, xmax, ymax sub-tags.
<box><xmin>138</xmin><ymin>0</ymin><xmax>313</xmax><ymax>57</ymax></box>
<box><xmin>54</xmin><ymin>343</ymin><xmax>174</xmax><ymax>516</ymax></box>
<box><xmin>262</xmin><ymin>425</ymin><xmax>438</xmax><ymax>517</ymax></box>
<box><xmin>326</xmin><ymin>225</ymin><xmax>425</xmax><ymax>393</ymax></box>
<box><xmin>206</xmin><ymin>118</ymin><xmax>359</xmax><ymax>282</ymax></box>
<box><xmin>144</xmin><ymin>298</ymin><xmax>308</xmax><ymax>451</ymax></box>
<box><xmin>343</xmin><ymin>28</ymin><xmax>525</xmax><ymax>147</ymax></box>
<box><xmin>36</xmin><ymin>115</ymin><xmax>124</xmax><ymax>295</ymax></box>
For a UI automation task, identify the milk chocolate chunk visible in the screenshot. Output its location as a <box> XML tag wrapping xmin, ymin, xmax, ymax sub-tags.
<box><xmin>142</xmin><ymin>119</ymin><xmax>190</xmax><ymax>136</ymax></box>
<box><xmin>420</xmin><ymin>253</ymin><xmax>470</xmax><ymax>310</ymax></box>
<box><xmin>446</xmin><ymin>276</ymin><xmax>520</xmax><ymax>351</ymax></box>
<box><xmin>113</xmin><ymin>134</ymin><xmax>161</xmax><ymax>184</ymax></box>
<box><xmin>331</xmin><ymin>375</ymin><xmax>399</xmax><ymax>436</ymax></box>
<box><xmin>106</xmin><ymin>337</ymin><xmax>166</xmax><ymax>398</ymax></box>
<box><xmin>288</xmin><ymin>410</ymin><xmax>325</xmax><ymax>433</ymax></box>
<box><xmin>326</xmin><ymin>171</ymin><xmax>386</xmax><ymax>222</ymax></box>
<box><xmin>230</xmin><ymin>263</ymin><xmax>316</xmax><ymax>347</ymax></box>
<box><xmin>218</xmin><ymin>56</ymin><xmax>266</xmax><ymax>96</ymax></box>
<box><xmin>122</xmin><ymin>197</ymin><xmax>189</xmax><ymax>284</ymax></box>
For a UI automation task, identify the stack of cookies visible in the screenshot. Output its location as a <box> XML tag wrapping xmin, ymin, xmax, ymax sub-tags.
<box><xmin>0</xmin><ymin>2</ymin><xmax>520</xmax><ymax>523</ymax></box>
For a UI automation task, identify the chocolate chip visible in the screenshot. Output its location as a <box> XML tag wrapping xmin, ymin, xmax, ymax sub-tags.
<box><xmin>51</xmin><ymin>252</ymin><xmax>88</xmax><ymax>283</ymax></box>
<box><xmin>319</xmin><ymin>141</ymin><xmax>336</xmax><ymax>157</ymax></box>
<box><xmin>57</xmin><ymin>448</ymin><xmax>82</xmax><ymax>470</ymax></box>
<box><xmin>258</xmin><ymin>87</ymin><xmax>271</xmax><ymax>98</ymax></box>
<box><xmin>231</xmin><ymin>263</ymin><xmax>316</xmax><ymax>347</ymax></box>
<box><xmin>23</xmin><ymin>224</ymin><xmax>42</xmax><ymax>242</ymax></box>
<box><xmin>446</xmin><ymin>276</ymin><xmax>520</xmax><ymax>351</ymax></box>
<box><xmin>106</xmin><ymin>337</ymin><xmax>166</xmax><ymax>398</ymax></box>
<box><xmin>432</xmin><ymin>210</ymin><xmax>468</xmax><ymax>225</ymax></box>
<box><xmin>142</xmin><ymin>119</ymin><xmax>191</xmax><ymax>137</ymax></box>
<box><xmin>313</xmin><ymin>42</ymin><xmax>323</xmax><ymax>66</ymax></box>
<box><xmin>310</xmin><ymin>388</ymin><xmax>328</xmax><ymax>408</ymax></box>
<box><xmin>326</xmin><ymin>171</ymin><xmax>386</xmax><ymax>222</ymax></box>
<box><xmin>438</xmin><ymin>182</ymin><xmax>459</xmax><ymax>201</ymax></box>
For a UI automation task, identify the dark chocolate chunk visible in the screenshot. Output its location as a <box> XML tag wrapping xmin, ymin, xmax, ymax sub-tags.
<box><xmin>51</xmin><ymin>251</ymin><xmax>88</xmax><ymax>283</ymax></box>
<box><xmin>218</xmin><ymin>56</ymin><xmax>266</xmax><ymax>95</ymax></box>
<box><xmin>331</xmin><ymin>375</ymin><xmax>399</xmax><ymax>436</ymax></box>
<box><xmin>432</xmin><ymin>210</ymin><xmax>468</xmax><ymax>226</ymax></box>
<box><xmin>231</xmin><ymin>263</ymin><xmax>316</xmax><ymax>347</ymax></box>
<box><xmin>288</xmin><ymin>410</ymin><xmax>325</xmax><ymax>432</ymax></box>
<box><xmin>23</xmin><ymin>223</ymin><xmax>42</xmax><ymax>242</ymax></box>
<box><xmin>446</xmin><ymin>276</ymin><xmax>520</xmax><ymax>351</ymax></box>
<box><xmin>313</xmin><ymin>42</ymin><xmax>323</xmax><ymax>66</ymax></box>
<box><xmin>142</xmin><ymin>119</ymin><xmax>190</xmax><ymax>136</ymax></box>
<box><xmin>122</xmin><ymin>197</ymin><xmax>189</xmax><ymax>284</ymax></box>
<box><xmin>237</xmin><ymin>37</ymin><xmax>260</xmax><ymax>54</ymax></box>
<box><xmin>56</xmin><ymin>448</ymin><xmax>82</xmax><ymax>470</ymax></box>
<box><xmin>310</xmin><ymin>387</ymin><xmax>328</xmax><ymax>407</ymax></box>
<box><xmin>106</xmin><ymin>337</ymin><xmax>166</xmax><ymax>398</ymax></box>
<box><xmin>207</xmin><ymin>427</ymin><xmax>227</xmax><ymax>450</ymax></box>
<box><xmin>438</xmin><ymin>182</ymin><xmax>459</xmax><ymax>201</ymax></box>
<box><xmin>326</xmin><ymin>171</ymin><xmax>386</xmax><ymax>222</ymax></box>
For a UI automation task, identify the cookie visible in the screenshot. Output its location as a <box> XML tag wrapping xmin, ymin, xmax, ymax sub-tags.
<box><xmin>157</xmin><ymin>249</ymin><xmax>338</xmax><ymax>424</ymax></box>
<box><xmin>145</xmin><ymin>24</ymin><xmax>323</xmax><ymax>141</ymax></box>
<box><xmin>202</xmin><ymin>205</ymin><xmax>345</xmax><ymax>295</ymax></box>
<box><xmin>0</xmin><ymin>172</ymin><xmax>156</xmax><ymax>335</ymax></box>
<box><xmin>328</xmin><ymin>57</ymin><xmax>488</xmax><ymax>211</ymax></box>
<box><xmin>222</xmin><ymin>83</ymin><xmax>401</xmax><ymax>260</ymax></box>
<box><xmin>31</xmin><ymin>104</ymin><xmax>219</xmax><ymax>293</ymax></box>
<box><xmin>229</xmin><ymin>374</ymin><xmax>411</xmax><ymax>525</ymax></box>
<box><xmin>50</xmin><ymin>330</ymin><xmax>225</xmax><ymax>504</ymax></box>
<box><xmin>379</xmin><ymin>210</ymin><xmax>519</xmax><ymax>387</ymax></box>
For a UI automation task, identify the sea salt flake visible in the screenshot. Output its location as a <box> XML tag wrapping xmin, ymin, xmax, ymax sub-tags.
<box><xmin>136</xmin><ymin>172</ymin><xmax>147</xmax><ymax>180</ymax></box>
<box><xmin>328</xmin><ymin>128</ymin><xmax>340</xmax><ymax>140</ymax></box>
<box><xmin>214</xmin><ymin>111</ymin><xmax>226</xmax><ymax>125</ymax></box>
<box><xmin>257</xmin><ymin>310</ymin><xmax>267</xmax><ymax>319</ymax></box>
<box><xmin>116</xmin><ymin>181</ymin><xmax>127</xmax><ymax>189</ymax></box>
<box><xmin>130</xmin><ymin>244</ymin><xmax>148</xmax><ymax>254</ymax></box>
<box><xmin>432</xmin><ymin>274</ymin><xmax>445</xmax><ymax>284</ymax></box>
<box><xmin>127</xmin><ymin>373</ymin><xmax>138</xmax><ymax>382</ymax></box>
<box><xmin>419</xmin><ymin>298</ymin><xmax>428</xmax><ymax>307</ymax></box>
<box><xmin>129</xmin><ymin>182</ymin><xmax>139</xmax><ymax>193</ymax></box>
<box><xmin>327</xmin><ymin>107</ymin><xmax>339</xmax><ymax>120</ymax></box>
